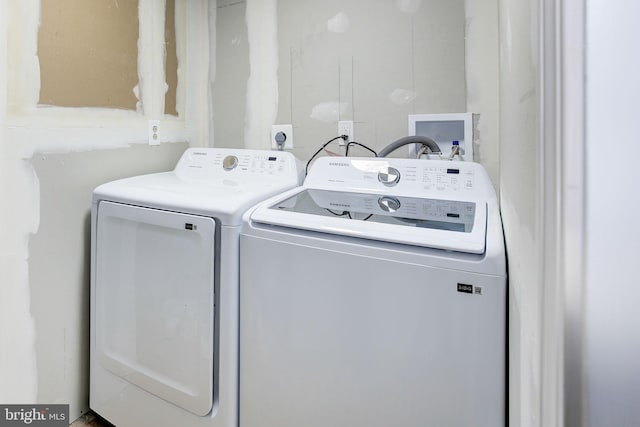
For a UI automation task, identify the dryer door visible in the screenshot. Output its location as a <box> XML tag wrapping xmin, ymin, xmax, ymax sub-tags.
<box><xmin>95</xmin><ymin>201</ymin><xmax>215</xmax><ymax>416</ymax></box>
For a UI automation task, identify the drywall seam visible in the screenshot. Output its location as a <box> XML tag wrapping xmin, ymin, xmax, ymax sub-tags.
<box><xmin>0</xmin><ymin>0</ymin><xmax>38</xmax><ymax>403</ymax></box>
<box><xmin>244</xmin><ymin>0</ymin><xmax>278</xmax><ymax>149</ymax></box>
<box><xmin>184</xmin><ymin>0</ymin><xmax>211</xmax><ymax>148</ymax></box>
<box><xmin>138</xmin><ymin>0</ymin><xmax>166</xmax><ymax>118</ymax></box>
<box><xmin>174</xmin><ymin>0</ymin><xmax>187</xmax><ymax>119</ymax></box>
<box><xmin>7</xmin><ymin>0</ymin><xmax>40</xmax><ymax>110</ymax></box>
<box><xmin>208</xmin><ymin>1</ymin><xmax>217</xmax><ymax>146</ymax></box>
<box><xmin>6</xmin><ymin>123</ymin><xmax>192</xmax><ymax>157</ymax></box>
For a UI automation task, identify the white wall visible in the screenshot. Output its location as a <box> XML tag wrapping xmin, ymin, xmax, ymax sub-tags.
<box><xmin>465</xmin><ymin>0</ymin><xmax>500</xmax><ymax>190</ymax></box>
<box><xmin>584</xmin><ymin>1</ymin><xmax>640</xmax><ymax>424</ymax></box>
<box><xmin>213</xmin><ymin>0</ymin><xmax>469</xmax><ymax>164</ymax></box>
<box><xmin>0</xmin><ymin>1</ymin><xmax>210</xmax><ymax>419</ymax></box>
<box><xmin>497</xmin><ymin>0</ymin><xmax>542</xmax><ymax>425</ymax></box>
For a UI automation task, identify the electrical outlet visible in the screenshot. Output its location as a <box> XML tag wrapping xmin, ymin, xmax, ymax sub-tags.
<box><xmin>148</xmin><ymin>120</ymin><xmax>160</xmax><ymax>146</ymax></box>
<box><xmin>271</xmin><ymin>124</ymin><xmax>293</xmax><ymax>149</ymax></box>
<box><xmin>338</xmin><ymin>121</ymin><xmax>354</xmax><ymax>146</ymax></box>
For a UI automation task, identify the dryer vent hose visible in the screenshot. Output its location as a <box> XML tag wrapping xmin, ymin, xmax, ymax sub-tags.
<box><xmin>377</xmin><ymin>136</ymin><xmax>441</xmax><ymax>158</ymax></box>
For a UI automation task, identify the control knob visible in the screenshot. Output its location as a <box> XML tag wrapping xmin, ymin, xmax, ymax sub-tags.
<box><xmin>223</xmin><ymin>155</ymin><xmax>239</xmax><ymax>171</ymax></box>
<box><xmin>378</xmin><ymin>166</ymin><xmax>401</xmax><ymax>186</ymax></box>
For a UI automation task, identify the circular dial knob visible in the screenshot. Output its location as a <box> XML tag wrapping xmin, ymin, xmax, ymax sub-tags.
<box><xmin>377</xmin><ymin>166</ymin><xmax>401</xmax><ymax>186</ymax></box>
<box><xmin>378</xmin><ymin>196</ymin><xmax>401</xmax><ymax>213</ymax></box>
<box><xmin>222</xmin><ymin>155</ymin><xmax>239</xmax><ymax>171</ymax></box>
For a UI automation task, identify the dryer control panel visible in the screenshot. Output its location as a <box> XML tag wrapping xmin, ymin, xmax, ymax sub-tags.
<box><xmin>175</xmin><ymin>148</ymin><xmax>299</xmax><ymax>183</ymax></box>
<box><xmin>304</xmin><ymin>157</ymin><xmax>493</xmax><ymax>200</ymax></box>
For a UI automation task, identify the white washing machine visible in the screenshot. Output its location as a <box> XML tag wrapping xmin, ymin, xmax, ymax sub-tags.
<box><xmin>90</xmin><ymin>148</ymin><xmax>301</xmax><ymax>427</ymax></box>
<box><xmin>240</xmin><ymin>157</ymin><xmax>506</xmax><ymax>427</ymax></box>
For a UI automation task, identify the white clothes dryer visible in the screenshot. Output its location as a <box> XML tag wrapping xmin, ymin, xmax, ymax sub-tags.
<box><xmin>90</xmin><ymin>148</ymin><xmax>301</xmax><ymax>427</ymax></box>
<box><xmin>240</xmin><ymin>157</ymin><xmax>507</xmax><ymax>427</ymax></box>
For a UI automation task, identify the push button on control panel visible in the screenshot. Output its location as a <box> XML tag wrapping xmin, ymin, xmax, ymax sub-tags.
<box><xmin>378</xmin><ymin>166</ymin><xmax>401</xmax><ymax>186</ymax></box>
<box><xmin>222</xmin><ymin>155</ymin><xmax>239</xmax><ymax>171</ymax></box>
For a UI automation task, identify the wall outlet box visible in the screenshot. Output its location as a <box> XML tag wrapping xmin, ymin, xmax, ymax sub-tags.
<box><xmin>271</xmin><ymin>124</ymin><xmax>293</xmax><ymax>149</ymax></box>
<box><xmin>148</xmin><ymin>120</ymin><xmax>160</xmax><ymax>146</ymax></box>
<box><xmin>338</xmin><ymin>120</ymin><xmax>353</xmax><ymax>146</ymax></box>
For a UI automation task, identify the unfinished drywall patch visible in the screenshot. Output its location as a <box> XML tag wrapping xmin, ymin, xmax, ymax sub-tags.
<box><xmin>244</xmin><ymin>0</ymin><xmax>278</xmax><ymax>149</ymax></box>
<box><xmin>310</xmin><ymin>101</ymin><xmax>348</xmax><ymax>123</ymax></box>
<box><xmin>38</xmin><ymin>0</ymin><xmax>139</xmax><ymax>109</ymax></box>
<box><xmin>390</xmin><ymin>88</ymin><xmax>417</xmax><ymax>105</ymax></box>
<box><xmin>327</xmin><ymin>12</ymin><xmax>349</xmax><ymax>33</ymax></box>
<box><xmin>165</xmin><ymin>0</ymin><xmax>178</xmax><ymax>116</ymax></box>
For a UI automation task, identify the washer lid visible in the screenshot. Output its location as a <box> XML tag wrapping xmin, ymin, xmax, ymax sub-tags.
<box><xmin>250</xmin><ymin>188</ymin><xmax>487</xmax><ymax>254</ymax></box>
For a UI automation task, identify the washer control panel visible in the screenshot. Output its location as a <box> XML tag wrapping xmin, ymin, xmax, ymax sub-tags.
<box><xmin>419</xmin><ymin>165</ymin><xmax>474</xmax><ymax>191</ymax></box>
<box><xmin>304</xmin><ymin>157</ymin><xmax>489</xmax><ymax>198</ymax></box>
<box><xmin>175</xmin><ymin>148</ymin><xmax>298</xmax><ymax>182</ymax></box>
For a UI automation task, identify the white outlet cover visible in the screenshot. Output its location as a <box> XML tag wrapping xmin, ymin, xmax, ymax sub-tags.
<box><xmin>338</xmin><ymin>120</ymin><xmax>354</xmax><ymax>145</ymax></box>
<box><xmin>148</xmin><ymin>120</ymin><xmax>160</xmax><ymax>146</ymax></box>
<box><xmin>271</xmin><ymin>124</ymin><xmax>293</xmax><ymax>149</ymax></box>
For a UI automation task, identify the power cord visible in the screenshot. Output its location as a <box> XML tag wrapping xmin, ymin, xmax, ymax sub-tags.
<box><xmin>305</xmin><ymin>135</ymin><xmax>347</xmax><ymax>176</ymax></box>
<box><xmin>305</xmin><ymin>136</ymin><xmax>378</xmax><ymax>176</ymax></box>
<box><xmin>345</xmin><ymin>141</ymin><xmax>377</xmax><ymax>157</ymax></box>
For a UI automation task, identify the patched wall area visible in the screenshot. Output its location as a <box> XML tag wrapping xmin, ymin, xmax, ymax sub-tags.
<box><xmin>0</xmin><ymin>0</ymin><xmax>210</xmax><ymax>420</ymax></box>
